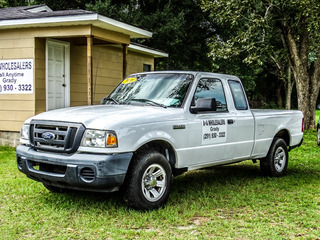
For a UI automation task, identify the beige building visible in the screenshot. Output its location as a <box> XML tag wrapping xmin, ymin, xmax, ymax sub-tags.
<box><xmin>0</xmin><ymin>5</ymin><xmax>168</xmax><ymax>146</ymax></box>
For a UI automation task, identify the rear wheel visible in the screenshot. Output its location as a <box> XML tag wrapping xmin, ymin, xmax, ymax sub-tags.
<box><xmin>260</xmin><ymin>138</ymin><xmax>288</xmax><ymax>177</ymax></box>
<box><xmin>123</xmin><ymin>150</ymin><xmax>172</xmax><ymax>210</ymax></box>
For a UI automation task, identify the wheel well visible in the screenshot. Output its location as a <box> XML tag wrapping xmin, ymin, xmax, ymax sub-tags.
<box><xmin>274</xmin><ymin>129</ymin><xmax>290</xmax><ymax>146</ymax></box>
<box><xmin>135</xmin><ymin>140</ymin><xmax>176</xmax><ymax>168</ymax></box>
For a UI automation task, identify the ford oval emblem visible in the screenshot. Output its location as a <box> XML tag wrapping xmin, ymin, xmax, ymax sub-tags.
<box><xmin>41</xmin><ymin>132</ymin><xmax>55</xmax><ymax>140</ymax></box>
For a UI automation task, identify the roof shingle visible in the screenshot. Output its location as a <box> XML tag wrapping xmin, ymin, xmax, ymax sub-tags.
<box><xmin>0</xmin><ymin>5</ymin><xmax>93</xmax><ymax>20</ymax></box>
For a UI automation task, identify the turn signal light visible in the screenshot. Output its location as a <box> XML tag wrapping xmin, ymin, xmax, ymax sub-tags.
<box><xmin>106</xmin><ymin>132</ymin><xmax>118</xmax><ymax>147</ymax></box>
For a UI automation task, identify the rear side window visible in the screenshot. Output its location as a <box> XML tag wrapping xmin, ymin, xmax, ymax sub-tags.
<box><xmin>228</xmin><ymin>80</ymin><xmax>248</xmax><ymax>110</ymax></box>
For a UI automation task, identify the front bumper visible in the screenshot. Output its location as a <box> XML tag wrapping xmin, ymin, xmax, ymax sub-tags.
<box><xmin>16</xmin><ymin>144</ymin><xmax>133</xmax><ymax>192</ymax></box>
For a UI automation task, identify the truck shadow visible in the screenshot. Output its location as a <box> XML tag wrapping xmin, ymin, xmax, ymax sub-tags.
<box><xmin>38</xmin><ymin>161</ymin><xmax>320</xmax><ymax>210</ymax></box>
<box><xmin>171</xmin><ymin>162</ymin><xmax>320</xmax><ymax>201</ymax></box>
<box><xmin>172</xmin><ymin>163</ymin><xmax>262</xmax><ymax>192</ymax></box>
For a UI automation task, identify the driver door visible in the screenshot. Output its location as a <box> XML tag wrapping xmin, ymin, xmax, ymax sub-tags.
<box><xmin>186</xmin><ymin>77</ymin><xmax>252</xmax><ymax>169</ymax></box>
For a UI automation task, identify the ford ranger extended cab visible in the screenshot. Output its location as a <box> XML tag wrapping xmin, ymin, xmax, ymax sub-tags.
<box><xmin>16</xmin><ymin>71</ymin><xmax>304</xmax><ymax>210</ymax></box>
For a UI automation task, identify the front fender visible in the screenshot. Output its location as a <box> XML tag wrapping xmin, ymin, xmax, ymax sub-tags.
<box><xmin>134</xmin><ymin>130</ymin><xmax>177</xmax><ymax>152</ymax></box>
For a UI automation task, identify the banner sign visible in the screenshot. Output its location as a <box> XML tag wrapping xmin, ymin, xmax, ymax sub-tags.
<box><xmin>0</xmin><ymin>59</ymin><xmax>34</xmax><ymax>94</ymax></box>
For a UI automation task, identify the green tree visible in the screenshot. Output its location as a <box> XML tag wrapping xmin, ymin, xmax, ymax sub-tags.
<box><xmin>3</xmin><ymin>0</ymin><xmax>28</xmax><ymax>6</ymax></box>
<box><xmin>34</xmin><ymin>0</ymin><xmax>97</xmax><ymax>10</ymax></box>
<box><xmin>87</xmin><ymin>0</ymin><xmax>214</xmax><ymax>71</ymax></box>
<box><xmin>201</xmin><ymin>0</ymin><xmax>320</xmax><ymax>129</ymax></box>
<box><xmin>0</xmin><ymin>0</ymin><xmax>7</xmax><ymax>7</ymax></box>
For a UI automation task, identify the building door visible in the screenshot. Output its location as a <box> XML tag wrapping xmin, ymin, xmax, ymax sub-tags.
<box><xmin>46</xmin><ymin>39</ymin><xmax>70</xmax><ymax>111</ymax></box>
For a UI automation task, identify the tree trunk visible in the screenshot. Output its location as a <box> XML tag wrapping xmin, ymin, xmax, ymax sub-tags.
<box><xmin>285</xmin><ymin>66</ymin><xmax>294</xmax><ymax>110</ymax></box>
<box><xmin>269</xmin><ymin>55</ymin><xmax>292</xmax><ymax>110</ymax></box>
<box><xmin>282</xmin><ymin>22</ymin><xmax>320</xmax><ymax>129</ymax></box>
<box><xmin>291</xmin><ymin>61</ymin><xmax>320</xmax><ymax>129</ymax></box>
<box><xmin>285</xmin><ymin>83</ymin><xmax>293</xmax><ymax>110</ymax></box>
<box><xmin>276</xmin><ymin>84</ymin><xmax>283</xmax><ymax>108</ymax></box>
<box><xmin>292</xmin><ymin>63</ymin><xmax>314</xmax><ymax>128</ymax></box>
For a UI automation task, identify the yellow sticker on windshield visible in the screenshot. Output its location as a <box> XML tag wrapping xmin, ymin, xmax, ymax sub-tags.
<box><xmin>122</xmin><ymin>77</ymin><xmax>137</xmax><ymax>84</ymax></box>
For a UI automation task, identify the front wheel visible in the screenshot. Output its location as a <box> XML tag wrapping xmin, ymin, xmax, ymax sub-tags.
<box><xmin>123</xmin><ymin>150</ymin><xmax>172</xmax><ymax>210</ymax></box>
<box><xmin>260</xmin><ymin>138</ymin><xmax>288</xmax><ymax>177</ymax></box>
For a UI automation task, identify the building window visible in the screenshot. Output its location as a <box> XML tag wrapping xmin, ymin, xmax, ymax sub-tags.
<box><xmin>143</xmin><ymin>64</ymin><xmax>151</xmax><ymax>72</ymax></box>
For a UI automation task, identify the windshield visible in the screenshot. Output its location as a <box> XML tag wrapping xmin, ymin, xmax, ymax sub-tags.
<box><xmin>105</xmin><ymin>73</ymin><xmax>193</xmax><ymax>108</ymax></box>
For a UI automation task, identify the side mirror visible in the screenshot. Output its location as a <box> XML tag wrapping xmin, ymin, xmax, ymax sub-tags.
<box><xmin>190</xmin><ymin>98</ymin><xmax>217</xmax><ymax>113</ymax></box>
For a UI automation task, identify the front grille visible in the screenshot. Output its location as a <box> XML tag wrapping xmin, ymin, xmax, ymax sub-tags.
<box><xmin>30</xmin><ymin>120</ymin><xmax>85</xmax><ymax>153</ymax></box>
<box><xmin>29</xmin><ymin>160</ymin><xmax>67</xmax><ymax>175</ymax></box>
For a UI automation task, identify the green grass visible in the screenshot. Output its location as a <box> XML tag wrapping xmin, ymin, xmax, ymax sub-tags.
<box><xmin>1</xmin><ymin>131</ymin><xmax>320</xmax><ymax>239</ymax></box>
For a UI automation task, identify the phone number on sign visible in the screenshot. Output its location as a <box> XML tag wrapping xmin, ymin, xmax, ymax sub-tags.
<box><xmin>0</xmin><ymin>84</ymin><xmax>32</xmax><ymax>93</ymax></box>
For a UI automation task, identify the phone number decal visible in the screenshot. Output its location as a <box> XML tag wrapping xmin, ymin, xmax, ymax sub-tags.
<box><xmin>202</xmin><ymin>119</ymin><xmax>227</xmax><ymax>145</ymax></box>
<box><xmin>0</xmin><ymin>84</ymin><xmax>32</xmax><ymax>93</ymax></box>
<box><xmin>0</xmin><ymin>59</ymin><xmax>34</xmax><ymax>94</ymax></box>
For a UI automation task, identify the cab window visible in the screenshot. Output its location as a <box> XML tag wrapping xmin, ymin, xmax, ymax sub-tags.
<box><xmin>228</xmin><ymin>80</ymin><xmax>248</xmax><ymax>110</ymax></box>
<box><xmin>193</xmin><ymin>78</ymin><xmax>227</xmax><ymax>112</ymax></box>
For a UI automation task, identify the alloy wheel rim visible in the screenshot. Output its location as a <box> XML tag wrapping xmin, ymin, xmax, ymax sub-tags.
<box><xmin>274</xmin><ymin>146</ymin><xmax>286</xmax><ymax>172</ymax></box>
<box><xmin>141</xmin><ymin>163</ymin><xmax>167</xmax><ymax>202</ymax></box>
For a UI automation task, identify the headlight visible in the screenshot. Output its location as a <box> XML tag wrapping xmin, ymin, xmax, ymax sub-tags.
<box><xmin>81</xmin><ymin>130</ymin><xmax>118</xmax><ymax>148</ymax></box>
<box><xmin>20</xmin><ymin>124</ymin><xmax>30</xmax><ymax>140</ymax></box>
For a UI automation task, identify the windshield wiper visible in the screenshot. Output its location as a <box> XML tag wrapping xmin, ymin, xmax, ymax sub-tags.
<box><xmin>131</xmin><ymin>99</ymin><xmax>167</xmax><ymax>108</ymax></box>
<box><xmin>101</xmin><ymin>97</ymin><xmax>119</xmax><ymax>105</ymax></box>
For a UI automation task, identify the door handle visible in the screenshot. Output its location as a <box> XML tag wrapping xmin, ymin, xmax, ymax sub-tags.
<box><xmin>228</xmin><ymin>119</ymin><xmax>235</xmax><ymax>125</ymax></box>
<box><xmin>62</xmin><ymin>84</ymin><xmax>66</xmax><ymax>87</ymax></box>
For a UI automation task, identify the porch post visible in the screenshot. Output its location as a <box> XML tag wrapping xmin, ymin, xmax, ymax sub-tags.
<box><xmin>86</xmin><ymin>35</ymin><xmax>93</xmax><ymax>105</ymax></box>
<box><xmin>122</xmin><ymin>44</ymin><xmax>128</xmax><ymax>79</ymax></box>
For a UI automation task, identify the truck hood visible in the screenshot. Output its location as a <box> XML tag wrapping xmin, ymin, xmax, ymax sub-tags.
<box><xmin>27</xmin><ymin>105</ymin><xmax>186</xmax><ymax>129</ymax></box>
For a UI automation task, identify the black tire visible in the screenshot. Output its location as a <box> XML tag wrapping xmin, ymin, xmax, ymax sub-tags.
<box><xmin>260</xmin><ymin>138</ymin><xmax>288</xmax><ymax>177</ymax></box>
<box><xmin>123</xmin><ymin>150</ymin><xmax>172</xmax><ymax>210</ymax></box>
<box><xmin>43</xmin><ymin>184</ymin><xmax>65</xmax><ymax>193</ymax></box>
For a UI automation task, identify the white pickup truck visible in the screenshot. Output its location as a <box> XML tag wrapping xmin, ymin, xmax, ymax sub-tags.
<box><xmin>16</xmin><ymin>71</ymin><xmax>304</xmax><ymax>210</ymax></box>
